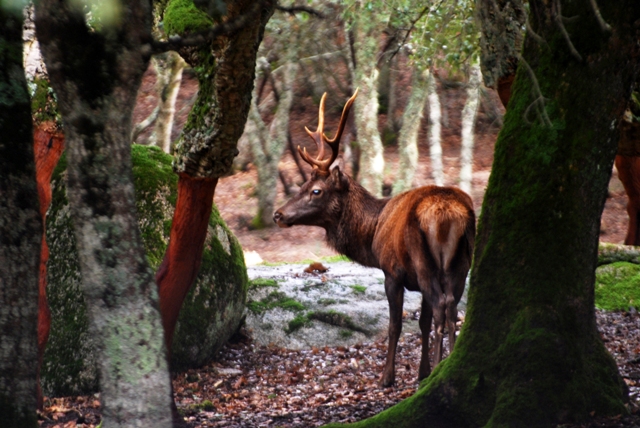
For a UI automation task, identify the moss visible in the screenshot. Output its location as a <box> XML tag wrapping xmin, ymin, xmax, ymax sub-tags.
<box><xmin>30</xmin><ymin>77</ymin><xmax>60</xmax><ymax>125</ymax></box>
<box><xmin>350</xmin><ymin>285</ymin><xmax>367</xmax><ymax>295</ymax></box>
<box><xmin>308</xmin><ymin>310</ymin><xmax>370</xmax><ymax>336</ymax></box>
<box><xmin>163</xmin><ymin>0</ymin><xmax>213</xmax><ymax>36</ymax></box>
<box><xmin>339</xmin><ymin>329</ymin><xmax>354</xmax><ymax>339</ymax></box>
<box><xmin>595</xmin><ymin>262</ymin><xmax>640</xmax><ymax>311</ymax></box>
<box><xmin>247</xmin><ymin>291</ymin><xmax>306</xmax><ymax>314</ymax></box>
<box><xmin>318</xmin><ymin>298</ymin><xmax>338</xmax><ymax>306</ymax></box>
<box><xmin>249</xmin><ymin>278</ymin><xmax>279</xmax><ymax>290</ymax></box>
<box><xmin>44</xmin><ymin>145</ymin><xmax>247</xmax><ymax>392</ymax></box>
<box><xmin>285</xmin><ymin>314</ymin><xmax>312</xmax><ymax>334</ymax></box>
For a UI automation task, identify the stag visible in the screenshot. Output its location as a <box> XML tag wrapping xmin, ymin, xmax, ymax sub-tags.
<box><xmin>273</xmin><ymin>91</ymin><xmax>476</xmax><ymax>386</ymax></box>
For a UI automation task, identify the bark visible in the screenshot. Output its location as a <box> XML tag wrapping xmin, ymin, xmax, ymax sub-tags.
<box><xmin>0</xmin><ymin>6</ymin><xmax>41</xmax><ymax>427</ymax></box>
<box><xmin>426</xmin><ymin>70</ymin><xmax>443</xmax><ymax>186</ymax></box>
<box><xmin>33</xmin><ymin>125</ymin><xmax>64</xmax><ymax>410</ymax></box>
<box><xmin>158</xmin><ymin>0</ymin><xmax>274</xmax><ymax>355</ymax></box>
<box><xmin>391</xmin><ymin>66</ymin><xmax>429</xmax><ymax>195</ymax></box>
<box><xmin>476</xmin><ymin>0</ymin><xmax>526</xmax><ymax>91</ymax></box>
<box><xmin>148</xmin><ymin>51</ymin><xmax>186</xmax><ymax>153</ymax></box>
<box><xmin>336</xmin><ymin>1</ymin><xmax>640</xmax><ymax>426</ymax></box>
<box><xmin>35</xmin><ymin>1</ymin><xmax>173</xmax><ymax>426</ymax></box>
<box><xmin>347</xmin><ymin>17</ymin><xmax>385</xmax><ymax>197</ymax></box>
<box><xmin>459</xmin><ymin>63</ymin><xmax>482</xmax><ymax>194</ymax></box>
<box><xmin>249</xmin><ymin>51</ymin><xmax>299</xmax><ymax>229</ymax></box>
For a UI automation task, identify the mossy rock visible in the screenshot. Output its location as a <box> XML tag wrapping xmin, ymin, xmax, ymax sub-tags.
<box><xmin>42</xmin><ymin>144</ymin><xmax>247</xmax><ymax>396</ymax></box>
<box><xmin>595</xmin><ymin>261</ymin><xmax>640</xmax><ymax>311</ymax></box>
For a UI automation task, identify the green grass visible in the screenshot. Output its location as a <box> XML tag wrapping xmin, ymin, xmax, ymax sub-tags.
<box><xmin>595</xmin><ymin>262</ymin><xmax>640</xmax><ymax>311</ymax></box>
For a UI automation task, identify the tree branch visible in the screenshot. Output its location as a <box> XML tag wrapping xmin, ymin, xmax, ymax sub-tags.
<box><xmin>517</xmin><ymin>54</ymin><xmax>552</xmax><ymax>127</ymax></box>
<box><xmin>150</xmin><ymin>0</ymin><xmax>267</xmax><ymax>54</ymax></box>
<box><xmin>131</xmin><ymin>105</ymin><xmax>160</xmax><ymax>143</ymax></box>
<box><xmin>389</xmin><ymin>1</ymin><xmax>445</xmax><ymax>60</ymax></box>
<box><xmin>589</xmin><ymin>0</ymin><xmax>611</xmax><ymax>32</ymax></box>
<box><xmin>553</xmin><ymin>0</ymin><xmax>582</xmax><ymax>62</ymax></box>
<box><xmin>276</xmin><ymin>4</ymin><xmax>325</xmax><ymax>18</ymax></box>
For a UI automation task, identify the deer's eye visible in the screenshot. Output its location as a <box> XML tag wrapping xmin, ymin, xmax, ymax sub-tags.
<box><xmin>312</xmin><ymin>189</ymin><xmax>322</xmax><ymax>196</ymax></box>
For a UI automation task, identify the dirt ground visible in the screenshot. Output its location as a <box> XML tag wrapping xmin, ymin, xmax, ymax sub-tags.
<box><xmin>132</xmin><ymin>65</ymin><xmax>631</xmax><ymax>264</ymax></box>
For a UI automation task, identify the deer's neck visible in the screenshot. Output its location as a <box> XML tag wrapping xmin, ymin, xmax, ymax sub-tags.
<box><xmin>324</xmin><ymin>181</ymin><xmax>388</xmax><ymax>268</ymax></box>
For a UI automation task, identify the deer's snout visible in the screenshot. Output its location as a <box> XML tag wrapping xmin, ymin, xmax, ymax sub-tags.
<box><xmin>273</xmin><ymin>210</ymin><xmax>290</xmax><ymax>228</ymax></box>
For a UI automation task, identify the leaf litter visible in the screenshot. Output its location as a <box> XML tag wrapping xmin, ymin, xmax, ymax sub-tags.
<box><xmin>38</xmin><ymin>310</ymin><xmax>640</xmax><ymax>427</ymax></box>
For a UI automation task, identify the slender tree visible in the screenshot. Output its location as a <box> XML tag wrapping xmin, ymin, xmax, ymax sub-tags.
<box><xmin>147</xmin><ymin>51</ymin><xmax>186</xmax><ymax>153</ymax></box>
<box><xmin>0</xmin><ymin>3</ymin><xmax>41</xmax><ymax>426</ymax></box>
<box><xmin>329</xmin><ymin>0</ymin><xmax>640</xmax><ymax>426</ymax></box>
<box><xmin>459</xmin><ymin>62</ymin><xmax>481</xmax><ymax>194</ymax></box>
<box><xmin>392</xmin><ymin>66</ymin><xmax>429</xmax><ymax>195</ymax></box>
<box><xmin>344</xmin><ymin>1</ymin><xmax>388</xmax><ymax>197</ymax></box>
<box><xmin>248</xmin><ymin>50</ymin><xmax>299</xmax><ymax>228</ymax></box>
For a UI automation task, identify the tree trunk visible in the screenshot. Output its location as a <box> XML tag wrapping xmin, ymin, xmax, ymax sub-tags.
<box><xmin>249</xmin><ymin>52</ymin><xmax>298</xmax><ymax>229</ymax></box>
<box><xmin>427</xmin><ymin>70</ymin><xmax>444</xmax><ymax>186</ymax></box>
<box><xmin>159</xmin><ymin>0</ymin><xmax>274</xmax><ymax>353</ymax></box>
<box><xmin>148</xmin><ymin>51</ymin><xmax>185</xmax><ymax>153</ymax></box>
<box><xmin>0</xmin><ymin>7</ymin><xmax>41</xmax><ymax>427</ymax></box>
<box><xmin>392</xmin><ymin>66</ymin><xmax>429</xmax><ymax>195</ymax></box>
<box><xmin>459</xmin><ymin>63</ymin><xmax>482</xmax><ymax>194</ymax></box>
<box><xmin>34</xmin><ymin>124</ymin><xmax>64</xmax><ymax>410</ymax></box>
<box><xmin>35</xmin><ymin>1</ymin><xmax>173</xmax><ymax>426</ymax></box>
<box><xmin>347</xmin><ymin>15</ymin><xmax>385</xmax><ymax>197</ymax></box>
<box><xmin>336</xmin><ymin>1</ymin><xmax>640</xmax><ymax>426</ymax></box>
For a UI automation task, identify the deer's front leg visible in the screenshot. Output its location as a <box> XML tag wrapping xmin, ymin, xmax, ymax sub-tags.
<box><xmin>381</xmin><ymin>274</ymin><xmax>404</xmax><ymax>387</ymax></box>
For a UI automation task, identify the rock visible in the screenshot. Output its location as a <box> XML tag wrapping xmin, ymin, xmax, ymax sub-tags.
<box><xmin>42</xmin><ymin>145</ymin><xmax>247</xmax><ymax>395</ymax></box>
<box><xmin>244</xmin><ymin>261</ymin><xmax>469</xmax><ymax>349</ymax></box>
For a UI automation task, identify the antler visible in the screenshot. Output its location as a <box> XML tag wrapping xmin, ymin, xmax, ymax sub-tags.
<box><xmin>298</xmin><ymin>89</ymin><xmax>358</xmax><ymax>176</ymax></box>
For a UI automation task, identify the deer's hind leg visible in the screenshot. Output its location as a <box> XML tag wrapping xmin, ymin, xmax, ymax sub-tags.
<box><xmin>444</xmin><ymin>241</ymin><xmax>472</xmax><ymax>355</ymax></box>
<box><xmin>381</xmin><ymin>273</ymin><xmax>404</xmax><ymax>387</ymax></box>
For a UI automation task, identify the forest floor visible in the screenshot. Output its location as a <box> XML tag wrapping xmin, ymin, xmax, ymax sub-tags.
<box><xmin>37</xmin><ymin>65</ymin><xmax>640</xmax><ymax>427</ymax></box>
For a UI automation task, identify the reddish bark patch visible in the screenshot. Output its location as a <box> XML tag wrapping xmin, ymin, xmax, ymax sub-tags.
<box><xmin>156</xmin><ymin>174</ymin><xmax>218</xmax><ymax>352</ymax></box>
<box><xmin>33</xmin><ymin>123</ymin><xmax>65</xmax><ymax>409</ymax></box>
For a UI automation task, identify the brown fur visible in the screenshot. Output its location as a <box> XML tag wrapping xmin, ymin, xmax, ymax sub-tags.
<box><xmin>274</xmin><ymin>173</ymin><xmax>475</xmax><ymax>387</ymax></box>
<box><xmin>616</xmin><ymin>155</ymin><xmax>640</xmax><ymax>245</ymax></box>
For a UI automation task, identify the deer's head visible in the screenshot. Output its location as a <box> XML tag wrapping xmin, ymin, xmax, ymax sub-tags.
<box><xmin>273</xmin><ymin>90</ymin><xmax>357</xmax><ymax>228</ymax></box>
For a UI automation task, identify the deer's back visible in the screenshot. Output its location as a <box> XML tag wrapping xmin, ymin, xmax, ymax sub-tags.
<box><xmin>373</xmin><ymin>186</ymin><xmax>474</xmax><ymax>280</ymax></box>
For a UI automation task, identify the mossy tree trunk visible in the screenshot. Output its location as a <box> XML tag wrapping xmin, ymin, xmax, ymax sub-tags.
<box><xmin>0</xmin><ymin>6</ymin><xmax>41</xmax><ymax>427</ymax></box>
<box><xmin>333</xmin><ymin>1</ymin><xmax>640</xmax><ymax>427</ymax></box>
<box><xmin>158</xmin><ymin>0</ymin><xmax>274</xmax><ymax>353</ymax></box>
<box><xmin>35</xmin><ymin>1</ymin><xmax>174</xmax><ymax>426</ymax></box>
<box><xmin>391</xmin><ymin>66</ymin><xmax>429</xmax><ymax>195</ymax></box>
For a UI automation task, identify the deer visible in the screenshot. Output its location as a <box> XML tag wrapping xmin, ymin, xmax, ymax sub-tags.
<box><xmin>273</xmin><ymin>91</ymin><xmax>476</xmax><ymax>386</ymax></box>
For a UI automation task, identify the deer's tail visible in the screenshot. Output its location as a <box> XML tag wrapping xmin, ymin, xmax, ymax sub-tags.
<box><xmin>416</xmin><ymin>198</ymin><xmax>473</xmax><ymax>272</ymax></box>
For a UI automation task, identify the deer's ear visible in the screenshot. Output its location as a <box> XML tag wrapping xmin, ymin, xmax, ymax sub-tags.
<box><xmin>331</xmin><ymin>167</ymin><xmax>347</xmax><ymax>190</ymax></box>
